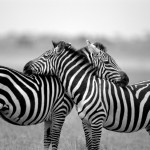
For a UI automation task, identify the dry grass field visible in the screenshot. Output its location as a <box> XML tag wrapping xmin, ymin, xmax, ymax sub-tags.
<box><xmin>0</xmin><ymin>34</ymin><xmax>150</xmax><ymax>150</ymax></box>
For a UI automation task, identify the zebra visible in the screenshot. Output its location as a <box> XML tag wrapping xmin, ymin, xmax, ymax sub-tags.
<box><xmin>24</xmin><ymin>41</ymin><xmax>139</xmax><ymax>150</ymax></box>
<box><xmin>24</xmin><ymin>41</ymin><xmax>142</xmax><ymax>150</ymax></box>
<box><xmin>23</xmin><ymin>40</ymin><xmax>130</xmax><ymax>150</ymax></box>
<box><xmin>0</xmin><ymin>65</ymin><xmax>70</xmax><ymax>150</ymax></box>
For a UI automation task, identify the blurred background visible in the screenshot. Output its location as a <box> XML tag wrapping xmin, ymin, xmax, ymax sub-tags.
<box><xmin>0</xmin><ymin>0</ymin><xmax>150</xmax><ymax>149</ymax></box>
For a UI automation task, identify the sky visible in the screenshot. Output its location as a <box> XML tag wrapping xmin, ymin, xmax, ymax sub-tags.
<box><xmin>0</xmin><ymin>0</ymin><xmax>150</xmax><ymax>38</ymax></box>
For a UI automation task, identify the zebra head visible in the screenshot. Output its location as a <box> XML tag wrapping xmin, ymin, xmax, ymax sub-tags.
<box><xmin>23</xmin><ymin>50</ymin><xmax>55</xmax><ymax>76</ymax></box>
<box><xmin>24</xmin><ymin>41</ymin><xmax>72</xmax><ymax>76</ymax></box>
<box><xmin>85</xmin><ymin>40</ymin><xmax>129</xmax><ymax>87</ymax></box>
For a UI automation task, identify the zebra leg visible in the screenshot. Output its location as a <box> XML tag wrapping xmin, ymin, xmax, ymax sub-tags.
<box><xmin>51</xmin><ymin>113</ymin><xmax>66</xmax><ymax>150</ymax></box>
<box><xmin>82</xmin><ymin>121</ymin><xmax>92</xmax><ymax>150</ymax></box>
<box><xmin>91</xmin><ymin>122</ymin><xmax>103</xmax><ymax>150</ymax></box>
<box><xmin>44</xmin><ymin>120</ymin><xmax>52</xmax><ymax>150</ymax></box>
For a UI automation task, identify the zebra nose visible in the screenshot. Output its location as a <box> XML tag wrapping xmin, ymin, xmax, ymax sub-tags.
<box><xmin>119</xmin><ymin>71</ymin><xmax>129</xmax><ymax>87</ymax></box>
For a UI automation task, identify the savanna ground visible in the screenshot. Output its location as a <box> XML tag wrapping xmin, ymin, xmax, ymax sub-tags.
<box><xmin>0</xmin><ymin>34</ymin><xmax>150</xmax><ymax>150</ymax></box>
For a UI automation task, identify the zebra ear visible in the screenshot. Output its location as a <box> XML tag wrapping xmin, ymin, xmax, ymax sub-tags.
<box><xmin>86</xmin><ymin>40</ymin><xmax>100</xmax><ymax>54</ymax></box>
<box><xmin>52</xmin><ymin>41</ymin><xmax>58</xmax><ymax>48</ymax></box>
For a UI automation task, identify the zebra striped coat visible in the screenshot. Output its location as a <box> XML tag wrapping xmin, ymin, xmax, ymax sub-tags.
<box><xmin>24</xmin><ymin>41</ymin><xmax>150</xmax><ymax>150</ymax></box>
<box><xmin>0</xmin><ymin>65</ymin><xmax>67</xmax><ymax>150</ymax></box>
